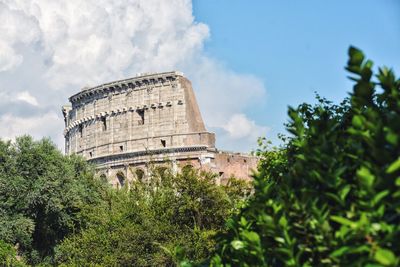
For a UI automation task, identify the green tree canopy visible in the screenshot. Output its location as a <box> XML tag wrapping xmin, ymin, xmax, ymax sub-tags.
<box><xmin>0</xmin><ymin>136</ymin><xmax>104</xmax><ymax>264</ymax></box>
<box><xmin>55</xmin><ymin>168</ymin><xmax>249</xmax><ymax>266</ymax></box>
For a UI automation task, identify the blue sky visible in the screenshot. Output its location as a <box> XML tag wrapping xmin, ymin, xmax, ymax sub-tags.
<box><xmin>193</xmin><ymin>0</ymin><xmax>400</xmax><ymax>144</ymax></box>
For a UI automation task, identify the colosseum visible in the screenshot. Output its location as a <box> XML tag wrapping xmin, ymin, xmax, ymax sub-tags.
<box><xmin>62</xmin><ymin>71</ymin><xmax>258</xmax><ymax>187</ymax></box>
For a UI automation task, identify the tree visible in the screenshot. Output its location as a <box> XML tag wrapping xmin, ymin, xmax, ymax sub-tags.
<box><xmin>55</xmin><ymin>168</ymin><xmax>249</xmax><ymax>266</ymax></box>
<box><xmin>211</xmin><ymin>47</ymin><xmax>400</xmax><ymax>266</ymax></box>
<box><xmin>0</xmin><ymin>136</ymin><xmax>104</xmax><ymax>265</ymax></box>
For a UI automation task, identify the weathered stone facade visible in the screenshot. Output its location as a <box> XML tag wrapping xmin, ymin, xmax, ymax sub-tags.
<box><xmin>62</xmin><ymin>71</ymin><xmax>258</xmax><ymax>186</ymax></box>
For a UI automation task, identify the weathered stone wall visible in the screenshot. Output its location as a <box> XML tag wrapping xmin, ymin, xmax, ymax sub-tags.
<box><xmin>63</xmin><ymin>71</ymin><xmax>258</xmax><ymax>186</ymax></box>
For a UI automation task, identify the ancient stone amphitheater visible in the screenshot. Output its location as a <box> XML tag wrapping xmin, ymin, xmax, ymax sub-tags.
<box><xmin>62</xmin><ymin>71</ymin><xmax>257</xmax><ymax>187</ymax></box>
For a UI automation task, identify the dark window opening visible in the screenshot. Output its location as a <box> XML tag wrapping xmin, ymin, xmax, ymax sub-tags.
<box><xmin>219</xmin><ymin>172</ymin><xmax>224</xmax><ymax>177</ymax></box>
<box><xmin>161</xmin><ymin>139</ymin><xmax>166</xmax><ymax>147</ymax></box>
<box><xmin>137</xmin><ymin>110</ymin><xmax>144</xmax><ymax>125</ymax></box>
<box><xmin>182</xmin><ymin>165</ymin><xmax>193</xmax><ymax>174</ymax></box>
<box><xmin>100</xmin><ymin>174</ymin><xmax>107</xmax><ymax>183</ymax></box>
<box><xmin>101</xmin><ymin>117</ymin><xmax>107</xmax><ymax>131</ymax></box>
<box><xmin>117</xmin><ymin>172</ymin><xmax>125</xmax><ymax>187</ymax></box>
<box><xmin>244</xmin><ymin>159</ymin><xmax>247</xmax><ymax>163</ymax></box>
<box><xmin>136</xmin><ymin>169</ymin><xmax>145</xmax><ymax>181</ymax></box>
<box><xmin>119</xmin><ymin>145</ymin><xmax>124</xmax><ymax>152</ymax></box>
<box><xmin>227</xmin><ymin>158</ymin><xmax>230</xmax><ymax>163</ymax></box>
<box><xmin>79</xmin><ymin>125</ymin><xmax>83</xmax><ymax>137</ymax></box>
<box><xmin>155</xmin><ymin>166</ymin><xmax>168</xmax><ymax>177</ymax></box>
<box><xmin>89</xmin><ymin>152</ymin><xmax>93</xmax><ymax>158</ymax></box>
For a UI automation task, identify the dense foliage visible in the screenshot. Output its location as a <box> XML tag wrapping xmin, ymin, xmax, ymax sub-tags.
<box><xmin>0</xmin><ymin>136</ymin><xmax>104</xmax><ymax>265</ymax></box>
<box><xmin>55</xmin><ymin>168</ymin><xmax>248</xmax><ymax>266</ymax></box>
<box><xmin>211</xmin><ymin>47</ymin><xmax>400</xmax><ymax>266</ymax></box>
<box><xmin>0</xmin><ymin>136</ymin><xmax>248</xmax><ymax>265</ymax></box>
<box><xmin>0</xmin><ymin>240</ymin><xmax>26</xmax><ymax>266</ymax></box>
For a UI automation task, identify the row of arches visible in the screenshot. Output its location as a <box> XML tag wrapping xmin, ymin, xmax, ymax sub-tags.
<box><xmin>99</xmin><ymin>167</ymin><xmax>145</xmax><ymax>188</ymax></box>
<box><xmin>98</xmin><ymin>164</ymin><xmax>195</xmax><ymax>188</ymax></box>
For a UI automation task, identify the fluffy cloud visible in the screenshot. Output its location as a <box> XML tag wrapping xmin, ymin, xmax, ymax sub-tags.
<box><xmin>222</xmin><ymin>113</ymin><xmax>268</xmax><ymax>141</ymax></box>
<box><xmin>16</xmin><ymin>91</ymin><xmax>39</xmax><ymax>106</ymax></box>
<box><xmin>0</xmin><ymin>112</ymin><xmax>63</xmax><ymax>145</ymax></box>
<box><xmin>0</xmin><ymin>0</ymin><xmax>268</xmax><ymax>152</ymax></box>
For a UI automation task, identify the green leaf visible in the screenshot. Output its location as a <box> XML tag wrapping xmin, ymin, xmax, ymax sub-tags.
<box><xmin>372</xmin><ymin>190</ymin><xmax>389</xmax><ymax>206</ymax></box>
<box><xmin>352</xmin><ymin>115</ymin><xmax>363</xmax><ymax>128</ymax></box>
<box><xmin>326</xmin><ymin>192</ymin><xmax>344</xmax><ymax>206</ymax></box>
<box><xmin>339</xmin><ymin>185</ymin><xmax>351</xmax><ymax>201</ymax></box>
<box><xmin>243</xmin><ymin>231</ymin><xmax>260</xmax><ymax>243</ymax></box>
<box><xmin>231</xmin><ymin>240</ymin><xmax>245</xmax><ymax>250</ymax></box>
<box><xmin>330</xmin><ymin>246</ymin><xmax>350</xmax><ymax>258</ymax></box>
<box><xmin>374</xmin><ymin>248</ymin><xmax>397</xmax><ymax>266</ymax></box>
<box><xmin>240</xmin><ymin>216</ymin><xmax>248</xmax><ymax>227</ymax></box>
<box><xmin>179</xmin><ymin>260</ymin><xmax>193</xmax><ymax>267</ymax></box>
<box><xmin>279</xmin><ymin>215</ymin><xmax>288</xmax><ymax>228</ymax></box>
<box><xmin>357</xmin><ymin>166</ymin><xmax>375</xmax><ymax>188</ymax></box>
<box><xmin>348</xmin><ymin>46</ymin><xmax>365</xmax><ymax>67</ymax></box>
<box><xmin>385</xmin><ymin>130</ymin><xmax>398</xmax><ymax>145</ymax></box>
<box><xmin>331</xmin><ymin>216</ymin><xmax>356</xmax><ymax>228</ymax></box>
<box><xmin>386</xmin><ymin>157</ymin><xmax>400</xmax><ymax>174</ymax></box>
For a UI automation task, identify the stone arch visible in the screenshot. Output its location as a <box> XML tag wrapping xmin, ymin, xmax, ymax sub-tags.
<box><xmin>181</xmin><ymin>164</ymin><xmax>194</xmax><ymax>174</ymax></box>
<box><xmin>154</xmin><ymin>166</ymin><xmax>168</xmax><ymax>177</ymax></box>
<box><xmin>135</xmin><ymin>168</ymin><xmax>145</xmax><ymax>181</ymax></box>
<box><xmin>116</xmin><ymin>171</ymin><xmax>126</xmax><ymax>188</ymax></box>
<box><xmin>99</xmin><ymin>173</ymin><xmax>108</xmax><ymax>183</ymax></box>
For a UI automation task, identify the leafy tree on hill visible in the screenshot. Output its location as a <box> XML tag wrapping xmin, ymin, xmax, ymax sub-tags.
<box><xmin>210</xmin><ymin>47</ymin><xmax>400</xmax><ymax>266</ymax></box>
<box><xmin>0</xmin><ymin>136</ymin><xmax>104</xmax><ymax>265</ymax></box>
<box><xmin>55</xmin><ymin>168</ymin><xmax>249</xmax><ymax>266</ymax></box>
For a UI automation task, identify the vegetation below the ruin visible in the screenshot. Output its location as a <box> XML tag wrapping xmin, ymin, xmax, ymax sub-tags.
<box><xmin>55</xmin><ymin>168</ymin><xmax>250</xmax><ymax>266</ymax></box>
<box><xmin>1</xmin><ymin>47</ymin><xmax>399</xmax><ymax>266</ymax></box>
<box><xmin>0</xmin><ymin>136</ymin><xmax>250</xmax><ymax>266</ymax></box>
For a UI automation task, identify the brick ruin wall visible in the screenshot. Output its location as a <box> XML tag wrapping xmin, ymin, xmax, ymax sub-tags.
<box><xmin>63</xmin><ymin>71</ymin><xmax>258</xmax><ymax>186</ymax></box>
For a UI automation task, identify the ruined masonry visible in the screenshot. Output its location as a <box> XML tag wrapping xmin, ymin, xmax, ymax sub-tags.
<box><xmin>62</xmin><ymin>71</ymin><xmax>258</xmax><ymax>187</ymax></box>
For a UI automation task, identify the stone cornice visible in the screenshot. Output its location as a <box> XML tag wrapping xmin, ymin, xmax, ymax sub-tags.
<box><xmin>87</xmin><ymin>145</ymin><xmax>209</xmax><ymax>164</ymax></box>
<box><xmin>69</xmin><ymin>71</ymin><xmax>184</xmax><ymax>104</ymax></box>
<box><xmin>63</xmin><ymin>99</ymin><xmax>183</xmax><ymax>135</ymax></box>
<box><xmin>78</xmin><ymin>132</ymin><xmax>214</xmax><ymax>152</ymax></box>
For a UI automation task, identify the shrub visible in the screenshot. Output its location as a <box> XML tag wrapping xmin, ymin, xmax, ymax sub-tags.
<box><xmin>0</xmin><ymin>240</ymin><xmax>27</xmax><ymax>267</ymax></box>
<box><xmin>211</xmin><ymin>47</ymin><xmax>400</xmax><ymax>266</ymax></box>
<box><xmin>55</xmin><ymin>168</ymin><xmax>249</xmax><ymax>266</ymax></box>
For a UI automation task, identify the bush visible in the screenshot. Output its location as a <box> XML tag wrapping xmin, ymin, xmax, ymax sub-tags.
<box><xmin>55</xmin><ymin>168</ymin><xmax>249</xmax><ymax>266</ymax></box>
<box><xmin>211</xmin><ymin>47</ymin><xmax>400</xmax><ymax>266</ymax></box>
<box><xmin>0</xmin><ymin>240</ymin><xmax>26</xmax><ymax>267</ymax></box>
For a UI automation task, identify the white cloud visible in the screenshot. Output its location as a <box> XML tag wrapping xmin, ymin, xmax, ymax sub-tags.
<box><xmin>0</xmin><ymin>40</ymin><xmax>23</xmax><ymax>71</ymax></box>
<box><xmin>16</xmin><ymin>91</ymin><xmax>39</xmax><ymax>106</ymax></box>
<box><xmin>0</xmin><ymin>112</ymin><xmax>64</xmax><ymax>145</ymax></box>
<box><xmin>1</xmin><ymin>0</ymin><xmax>209</xmax><ymax>89</ymax></box>
<box><xmin>222</xmin><ymin>113</ymin><xmax>268</xmax><ymax>140</ymax></box>
<box><xmin>0</xmin><ymin>0</ymin><xmax>268</xmax><ymax>152</ymax></box>
<box><xmin>0</xmin><ymin>1</ymin><xmax>41</xmax><ymax>71</ymax></box>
